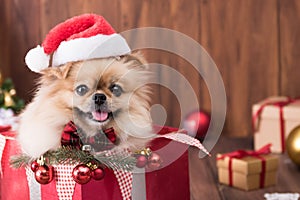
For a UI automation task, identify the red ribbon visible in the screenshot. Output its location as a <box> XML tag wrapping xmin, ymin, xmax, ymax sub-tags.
<box><xmin>61</xmin><ymin>121</ymin><xmax>82</xmax><ymax>149</ymax></box>
<box><xmin>0</xmin><ymin>125</ymin><xmax>11</xmax><ymax>133</ymax></box>
<box><xmin>217</xmin><ymin>144</ymin><xmax>272</xmax><ymax>188</ymax></box>
<box><xmin>61</xmin><ymin>121</ymin><xmax>117</xmax><ymax>151</ymax></box>
<box><xmin>252</xmin><ymin>97</ymin><xmax>297</xmax><ymax>152</ymax></box>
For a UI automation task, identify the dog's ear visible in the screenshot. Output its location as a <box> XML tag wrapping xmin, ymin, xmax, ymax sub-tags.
<box><xmin>124</xmin><ymin>52</ymin><xmax>148</xmax><ymax>70</ymax></box>
<box><xmin>40</xmin><ymin>63</ymin><xmax>73</xmax><ymax>80</ymax></box>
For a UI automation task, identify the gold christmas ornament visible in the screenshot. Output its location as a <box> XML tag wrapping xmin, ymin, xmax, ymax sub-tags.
<box><xmin>4</xmin><ymin>91</ymin><xmax>15</xmax><ymax>107</ymax></box>
<box><xmin>136</xmin><ymin>147</ymin><xmax>152</xmax><ymax>156</ymax></box>
<box><xmin>9</xmin><ymin>88</ymin><xmax>16</xmax><ymax>96</ymax></box>
<box><xmin>286</xmin><ymin>126</ymin><xmax>300</xmax><ymax>166</ymax></box>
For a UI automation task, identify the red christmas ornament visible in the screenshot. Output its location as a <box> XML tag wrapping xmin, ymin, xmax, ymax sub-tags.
<box><xmin>136</xmin><ymin>155</ymin><xmax>148</xmax><ymax>168</ymax></box>
<box><xmin>91</xmin><ymin>166</ymin><xmax>105</xmax><ymax>180</ymax></box>
<box><xmin>72</xmin><ymin>164</ymin><xmax>91</xmax><ymax>184</ymax></box>
<box><xmin>147</xmin><ymin>152</ymin><xmax>162</xmax><ymax>170</ymax></box>
<box><xmin>34</xmin><ymin>165</ymin><xmax>54</xmax><ymax>184</ymax></box>
<box><xmin>184</xmin><ymin>110</ymin><xmax>210</xmax><ymax>141</ymax></box>
<box><xmin>31</xmin><ymin>161</ymin><xmax>40</xmax><ymax>172</ymax></box>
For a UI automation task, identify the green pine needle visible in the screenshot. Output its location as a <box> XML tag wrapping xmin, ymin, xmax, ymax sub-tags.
<box><xmin>10</xmin><ymin>146</ymin><xmax>137</xmax><ymax>172</ymax></box>
<box><xmin>10</xmin><ymin>154</ymin><xmax>34</xmax><ymax>168</ymax></box>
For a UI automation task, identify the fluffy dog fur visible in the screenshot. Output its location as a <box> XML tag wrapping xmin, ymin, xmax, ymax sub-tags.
<box><xmin>18</xmin><ymin>54</ymin><xmax>155</xmax><ymax>158</ymax></box>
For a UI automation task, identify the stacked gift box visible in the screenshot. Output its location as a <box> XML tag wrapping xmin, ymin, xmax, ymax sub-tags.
<box><xmin>216</xmin><ymin>96</ymin><xmax>300</xmax><ymax>190</ymax></box>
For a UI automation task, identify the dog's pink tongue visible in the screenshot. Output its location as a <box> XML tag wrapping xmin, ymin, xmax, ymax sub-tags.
<box><xmin>92</xmin><ymin>111</ymin><xmax>108</xmax><ymax>122</ymax></box>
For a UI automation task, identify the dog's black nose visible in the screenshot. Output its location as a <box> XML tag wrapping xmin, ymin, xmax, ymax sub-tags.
<box><xmin>93</xmin><ymin>93</ymin><xmax>107</xmax><ymax>105</ymax></box>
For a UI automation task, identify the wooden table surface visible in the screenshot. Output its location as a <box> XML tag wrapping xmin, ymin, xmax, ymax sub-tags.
<box><xmin>189</xmin><ymin>136</ymin><xmax>300</xmax><ymax>200</ymax></box>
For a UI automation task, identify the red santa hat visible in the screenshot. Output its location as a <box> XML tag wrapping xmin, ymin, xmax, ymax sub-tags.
<box><xmin>25</xmin><ymin>14</ymin><xmax>131</xmax><ymax>73</ymax></box>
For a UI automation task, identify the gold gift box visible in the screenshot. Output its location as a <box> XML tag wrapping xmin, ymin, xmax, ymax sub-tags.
<box><xmin>216</xmin><ymin>154</ymin><xmax>279</xmax><ymax>191</ymax></box>
<box><xmin>253</xmin><ymin>96</ymin><xmax>300</xmax><ymax>153</ymax></box>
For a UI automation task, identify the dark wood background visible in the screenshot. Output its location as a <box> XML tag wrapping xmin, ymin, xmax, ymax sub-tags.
<box><xmin>1</xmin><ymin>0</ymin><xmax>300</xmax><ymax>137</ymax></box>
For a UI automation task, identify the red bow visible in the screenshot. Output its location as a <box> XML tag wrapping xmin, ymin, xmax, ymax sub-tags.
<box><xmin>61</xmin><ymin>121</ymin><xmax>117</xmax><ymax>151</ymax></box>
<box><xmin>217</xmin><ymin>144</ymin><xmax>272</xmax><ymax>188</ymax></box>
<box><xmin>0</xmin><ymin>125</ymin><xmax>11</xmax><ymax>133</ymax></box>
<box><xmin>217</xmin><ymin>143</ymin><xmax>271</xmax><ymax>160</ymax></box>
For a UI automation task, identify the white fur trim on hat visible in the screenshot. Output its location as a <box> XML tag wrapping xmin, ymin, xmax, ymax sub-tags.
<box><xmin>52</xmin><ymin>33</ymin><xmax>131</xmax><ymax>67</ymax></box>
<box><xmin>25</xmin><ymin>45</ymin><xmax>50</xmax><ymax>73</ymax></box>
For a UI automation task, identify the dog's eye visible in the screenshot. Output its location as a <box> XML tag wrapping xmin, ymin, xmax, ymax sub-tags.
<box><xmin>109</xmin><ymin>84</ymin><xmax>123</xmax><ymax>97</ymax></box>
<box><xmin>75</xmin><ymin>85</ymin><xmax>89</xmax><ymax>96</ymax></box>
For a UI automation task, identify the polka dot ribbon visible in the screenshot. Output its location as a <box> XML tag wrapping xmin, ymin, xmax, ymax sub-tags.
<box><xmin>105</xmin><ymin>149</ymin><xmax>133</xmax><ymax>200</ymax></box>
<box><xmin>157</xmin><ymin>131</ymin><xmax>211</xmax><ymax>156</ymax></box>
<box><xmin>114</xmin><ymin>170</ymin><xmax>133</xmax><ymax>200</ymax></box>
<box><xmin>55</xmin><ymin>164</ymin><xmax>77</xmax><ymax>200</ymax></box>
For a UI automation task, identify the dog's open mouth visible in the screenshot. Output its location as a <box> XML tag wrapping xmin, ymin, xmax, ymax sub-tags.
<box><xmin>74</xmin><ymin>107</ymin><xmax>116</xmax><ymax>124</ymax></box>
<box><xmin>91</xmin><ymin>111</ymin><xmax>112</xmax><ymax>122</ymax></box>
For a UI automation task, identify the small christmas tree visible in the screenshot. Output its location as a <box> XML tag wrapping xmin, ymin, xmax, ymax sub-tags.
<box><xmin>0</xmin><ymin>72</ymin><xmax>24</xmax><ymax>113</ymax></box>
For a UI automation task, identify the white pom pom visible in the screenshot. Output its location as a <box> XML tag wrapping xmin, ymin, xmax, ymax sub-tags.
<box><xmin>25</xmin><ymin>45</ymin><xmax>50</xmax><ymax>73</ymax></box>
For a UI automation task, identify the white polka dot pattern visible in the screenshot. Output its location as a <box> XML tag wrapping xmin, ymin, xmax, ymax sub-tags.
<box><xmin>55</xmin><ymin>164</ymin><xmax>77</xmax><ymax>200</ymax></box>
<box><xmin>114</xmin><ymin>170</ymin><xmax>133</xmax><ymax>200</ymax></box>
<box><xmin>158</xmin><ymin>132</ymin><xmax>210</xmax><ymax>156</ymax></box>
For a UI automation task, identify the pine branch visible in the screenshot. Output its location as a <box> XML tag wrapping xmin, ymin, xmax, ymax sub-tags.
<box><xmin>10</xmin><ymin>154</ymin><xmax>34</xmax><ymax>168</ymax></box>
<box><xmin>10</xmin><ymin>146</ymin><xmax>137</xmax><ymax>172</ymax></box>
<box><xmin>94</xmin><ymin>153</ymin><xmax>137</xmax><ymax>172</ymax></box>
<box><xmin>45</xmin><ymin>146</ymin><xmax>95</xmax><ymax>165</ymax></box>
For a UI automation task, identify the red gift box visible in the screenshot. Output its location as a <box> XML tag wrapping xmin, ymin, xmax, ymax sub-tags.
<box><xmin>0</xmin><ymin>126</ymin><xmax>190</xmax><ymax>200</ymax></box>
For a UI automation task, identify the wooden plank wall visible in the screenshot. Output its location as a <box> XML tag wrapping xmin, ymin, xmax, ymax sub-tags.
<box><xmin>0</xmin><ymin>0</ymin><xmax>300</xmax><ymax>137</ymax></box>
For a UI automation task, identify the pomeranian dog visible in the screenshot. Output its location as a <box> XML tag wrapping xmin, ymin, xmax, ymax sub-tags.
<box><xmin>18</xmin><ymin>54</ymin><xmax>155</xmax><ymax>158</ymax></box>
